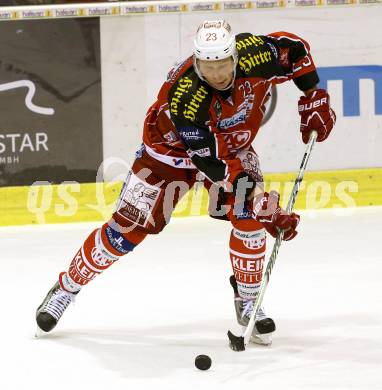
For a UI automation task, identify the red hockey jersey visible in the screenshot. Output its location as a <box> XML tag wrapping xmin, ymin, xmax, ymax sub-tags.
<box><xmin>142</xmin><ymin>31</ymin><xmax>318</xmax><ymax>189</ymax></box>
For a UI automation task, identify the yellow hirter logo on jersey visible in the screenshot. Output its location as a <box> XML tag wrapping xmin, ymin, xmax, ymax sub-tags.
<box><xmin>183</xmin><ymin>85</ymin><xmax>209</xmax><ymax>122</ymax></box>
<box><xmin>236</xmin><ymin>35</ymin><xmax>265</xmax><ymax>51</ymax></box>
<box><xmin>239</xmin><ymin>50</ymin><xmax>272</xmax><ymax>73</ymax></box>
<box><xmin>170</xmin><ymin>76</ymin><xmax>193</xmax><ymax>116</ymax></box>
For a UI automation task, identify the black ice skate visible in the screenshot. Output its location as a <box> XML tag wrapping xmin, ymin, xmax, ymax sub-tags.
<box><xmin>229</xmin><ymin>275</ymin><xmax>275</xmax><ymax>345</ymax></box>
<box><xmin>35</xmin><ymin>281</ymin><xmax>77</xmax><ymax>335</ymax></box>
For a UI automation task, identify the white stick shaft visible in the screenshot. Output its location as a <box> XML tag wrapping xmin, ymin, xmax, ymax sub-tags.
<box><xmin>242</xmin><ymin>131</ymin><xmax>318</xmax><ymax>346</ymax></box>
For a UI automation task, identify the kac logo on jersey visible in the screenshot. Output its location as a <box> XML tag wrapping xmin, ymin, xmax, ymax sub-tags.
<box><xmin>222</xmin><ymin>130</ymin><xmax>251</xmax><ymax>151</ymax></box>
<box><xmin>318</xmin><ymin>65</ymin><xmax>382</xmax><ymax>117</ymax></box>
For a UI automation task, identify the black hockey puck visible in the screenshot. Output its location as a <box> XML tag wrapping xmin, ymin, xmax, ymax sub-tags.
<box><xmin>195</xmin><ymin>354</ymin><xmax>212</xmax><ymax>370</ymax></box>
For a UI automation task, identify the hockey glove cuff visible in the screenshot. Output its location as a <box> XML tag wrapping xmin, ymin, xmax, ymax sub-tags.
<box><xmin>252</xmin><ymin>191</ymin><xmax>300</xmax><ymax>241</ymax></box>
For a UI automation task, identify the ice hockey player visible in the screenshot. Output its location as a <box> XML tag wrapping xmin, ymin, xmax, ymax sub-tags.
<box><xmin>36</xmin><ymin>20</ymin><xmax>336</xmax><ymax>345</ymax></box>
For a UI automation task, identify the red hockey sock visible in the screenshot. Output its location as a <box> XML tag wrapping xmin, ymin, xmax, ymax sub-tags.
<box><xmin>59</xmin><ymin>222</ymin><xmax>146</xmax><ymax>292</ymax></box>
<box><xmin>229</xmin><ymin>226</ymin><xmax>266</xmax><ymax>300</ymax></box>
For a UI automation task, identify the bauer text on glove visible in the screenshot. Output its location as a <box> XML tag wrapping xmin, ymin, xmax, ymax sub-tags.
<box><xmin>298</xmin><ymin>89</ymin><xmax>336</xmax><ymax>144</ymax></box>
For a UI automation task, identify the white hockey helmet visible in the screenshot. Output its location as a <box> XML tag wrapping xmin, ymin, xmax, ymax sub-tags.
<box><xmin>193</xmin><ymin>20</ymin><xmax>237</xmax><ymax>89</ymax></box>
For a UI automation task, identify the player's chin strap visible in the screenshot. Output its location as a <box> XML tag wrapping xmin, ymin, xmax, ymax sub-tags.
<box><xmin>227</xmin><ymin>130</ymin><xmax>318</xmax><ymax>352</ymax></box>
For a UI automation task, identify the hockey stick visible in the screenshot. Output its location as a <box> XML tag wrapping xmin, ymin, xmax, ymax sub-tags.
<box><xmin>227</xmin><ymin>131</ymin><xmax>318</xmax><ymax>351</ymax></box>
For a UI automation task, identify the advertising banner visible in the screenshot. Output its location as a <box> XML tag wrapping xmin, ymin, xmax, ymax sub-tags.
<box><xmin>0</xmin><ymin>17</ymin><xmax>103</xmax><ymax>186</ymax></box>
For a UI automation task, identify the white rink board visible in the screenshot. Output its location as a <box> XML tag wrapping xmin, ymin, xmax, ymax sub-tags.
<box><xmin>100</xmin><ymin>5</ymin><xmax>382</xmax><ymax>180</ymax></box>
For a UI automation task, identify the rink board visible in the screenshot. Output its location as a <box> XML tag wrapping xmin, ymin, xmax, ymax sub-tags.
<box><xmin>0</xmin><ymin>167</ymin><xmax>381</xmax><ymax>226</ymax></box>
<box><xmin>1</xmin><ymin>3</ymin><xmax>381</xmax><ymax>226</ymax></box>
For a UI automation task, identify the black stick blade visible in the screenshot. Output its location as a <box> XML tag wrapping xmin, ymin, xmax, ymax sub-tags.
<box><xmin>227</xmin><ymin>330</ymin><xmax>245</xmax><ymax>351</ymax></box>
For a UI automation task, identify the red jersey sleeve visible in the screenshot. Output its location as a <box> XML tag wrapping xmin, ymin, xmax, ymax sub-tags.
<box><xmin>266</xmin><ymin>31</ymin><xmax>319</xmax><ymax>91</ymax></box>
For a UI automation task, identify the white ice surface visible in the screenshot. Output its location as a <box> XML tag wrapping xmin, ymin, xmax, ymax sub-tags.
<box><xmin>1</xmin><ymin>207</ymin><xmax>381</xmax><ymax>390</ymax></box>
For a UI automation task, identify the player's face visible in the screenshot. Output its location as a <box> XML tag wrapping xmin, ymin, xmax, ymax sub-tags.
<box><xmin>198</xmin><ymin>57</ymin><xmax>235</xmax><ymax>90</ymax></box>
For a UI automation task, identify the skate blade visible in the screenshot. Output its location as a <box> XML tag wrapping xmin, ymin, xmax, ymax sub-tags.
<box><xmin>34</xmin><ymin>326</ymin><xmax>46</xmax><ymax>338</ymax></box>
<box><xmin>250</xmin><ymin>333</ymin><xmax>272</xmax><ymax>346</ymax></box>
